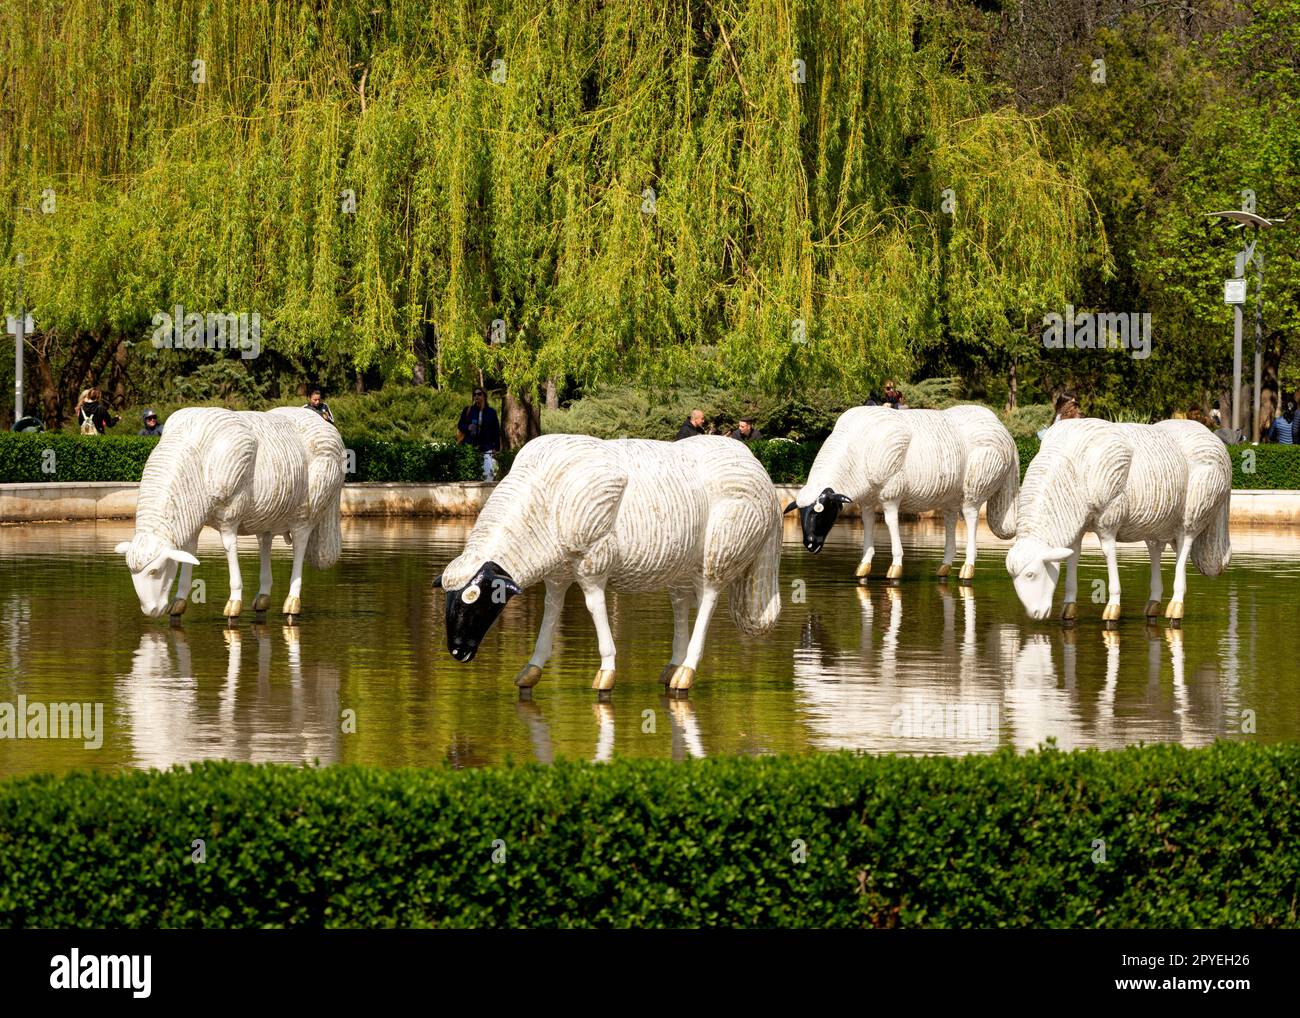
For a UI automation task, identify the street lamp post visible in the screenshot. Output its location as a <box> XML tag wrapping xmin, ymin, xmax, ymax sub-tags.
<box><xmin>1208</xmin><ymin>206</ymin><xmax>1282</xmax><ymax>442</ymax></box>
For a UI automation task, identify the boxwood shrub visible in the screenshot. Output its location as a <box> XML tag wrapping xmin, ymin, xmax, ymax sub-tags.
<box><xmin>1015</xmin><ymin>435</ymin><xmax>1300</xmax><ymax>488</ymax></box>
<box><xmin>0</xmin><ymin>433</ymin><xmax>482</xmax><ymax>485</ymax></box>
<box><xmin>7</xmin><ymin>430</ymin><xmax>1300</xmax><ymax>490</ymax></box>
<box><xmin>1</xmin><ymin>743</ymin><xmax>1296</xmax><ymax>928</ymax></box>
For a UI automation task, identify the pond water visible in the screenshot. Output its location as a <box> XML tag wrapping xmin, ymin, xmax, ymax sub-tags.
<box><xmin>0</xmin><ymin>516</ymin><xmax>1295</xmax><ymax>777</ymax></box>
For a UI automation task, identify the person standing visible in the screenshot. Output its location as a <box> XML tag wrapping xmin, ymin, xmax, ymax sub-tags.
<box><xmin>675</xmin><ymin>409</ymin><xmax>706</xmax><ymax>440</ymax></box>
<box><xmin>457</xmin><ymin>387</ymin><xmax>502</xmax><ymax>480</ymax></box>
<box><xmin>138</xmin><ymin>409</ymin><xmax>164</xmax><ymax>437</ymax></box>
<box><xmin>303</xmin><ymin>387</ymin><xmax>335</xmax><ymax>425</ymax></box>
<box><xmin>77</xmin><ymin>388</ymin><xmax>119</xmax><ymax>435</ymax></box>
<box><xmin>882</xmin><ymin>381</ymin><xmax>904</xmax><ymax>409</ymax></box>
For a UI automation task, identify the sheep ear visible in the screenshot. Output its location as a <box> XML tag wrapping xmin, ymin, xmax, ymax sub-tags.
<box><xmin>832</xmin><ymin>493</ymin><xmax>853</xmax><ymax>505</ymax></box>
<box><xmin>431</xmin><ymin>575</ymin><xmax>443</xmax><ymax>589</ymax></box>
<box><xmin>166</xmin><ymin>549</ymin><xmax>200</xmax><ymax>566</ymax></box>
<box><xmin>114</xmin><ymin>541</ymin><xmax>131</xmax><ymax>555</ymax></box>
<box><xmin>1044</xmin><ymin>546</ymin><xmax>1074</xmax><ymax>564</ymax></box>
<box><xmin>783</xmin><ymin>500</ymin><xmax>798</xmax><ymax>514</ymax></box>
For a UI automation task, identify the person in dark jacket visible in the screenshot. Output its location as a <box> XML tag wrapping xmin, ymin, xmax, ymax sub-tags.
<box><xmin>457</xmin><ymin>388</ymin><xmax>501</xmax><ymax>453</ymax></box>
<box><xmin>729</xmin><ymin>417</ymin><xmax>761</xmax><ymax>444</ymax></box>
<box><xmin>303</xmin><ymin>387</ymin><xmax>335</xmax><ymax>424</ymax></box>
<box><xmin>882</xmin><ymin>380</ymin><xmax>904</xmax><ymax>408</ymax></box>
<box><xmin>139</xmin><ymin>409</ymin><xmax>164</xmax><ymax>437</ymax></box>
<box><xmin>675</xmin><ymin>409</ymin><xmax>706</xmax><ymax>440</ymax></box>
<box><xmin>77</xmin><ymin>388</ymin><xmax>119</xmax><ymax>435</ymax></box>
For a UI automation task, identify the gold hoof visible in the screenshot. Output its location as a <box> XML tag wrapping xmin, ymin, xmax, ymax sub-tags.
<box><xmin>658</xmin><ymin>663</ymin><xmax>676</xmax><ymax>685</ymax></box>
<box><xmin>1144</xmin><ymin>599</ymin><xmax>1161</xmax><ymax>618</ymax></box>
<box><xmin>1061</xmin><ymin>602</ymin><xmax>1077</xmax><ymax>622</ymax></box>
<box><xmin>1164</xmin><ymin>600</ymin><xmax>1184</xmax><ymax>621</ymax></box>
<box><xmin>855</xmin><ymin>560</ymin><xmax>872</xmax><ymax>578</ymax></box>
<box><xmin>1102</xmin><ymin>602</ymin><xmax>1121</xmax><ymax>621</ymax></box>
<box><xmin>886</xmin><ymin>563</ymin><xmax>903</xmax><ymax>580</ymax></box>
<box><xmin>959</xmin><ymin>563</ymin><xmax>975</xmax><ymax>581</ymax></box>
<box><xmin>515</xmin><ymin>664</ymin><xmax>543</xmax><ymax>689</ymax></box>
<box><xmin>936</xmin><ymin>563</ymin><xmax>951</xmax><ymax>578</ymax></box>
<box><xmin>223</xmin><ymin>599</ymin><xmax>242</xmax><ymax>618</ymax></box>
<box><xmin>592</xmin><ymin>668</ymin><xmax>616</xmax><ymax>691</ymax></box>
<box><xmin>168</xmin><ymin>597</ymin><xmax>188</xmax><ymax>617</ymax></box>
<box><xmin>252</xmin><ymin>593</ymin><xmax>271</xmax><ymax>612</ymax></box>
<box><xmin>668</xmin><ymin>665</ymin><xmax>696</xmax><ymax>691</ymax></box>
<box><xmin>282</xmin><ymin>595</ymin><xmax>301</xmax><ymax>616</ymax></box>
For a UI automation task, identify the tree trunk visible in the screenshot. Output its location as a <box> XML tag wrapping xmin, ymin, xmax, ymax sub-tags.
<box><xmin>354</xmin><ymin>369</ymin><xmax>365</xmax><ymax>394</ymax></box>
<box><xmin>1004</xmin><ymin>360</ymin><xmax>1017</xmax><ymax>414</ymax></box>
<box><xmin>109</xmin><ymin>339</ymin><xmax>129</xmax><ymax>408</ymax></box>
<box><xmin>544</xmin><ymin>377</ymin><xmax>559</xmax><ymax>410</ymax></box>
<box><xmin>502</xmin><ymin>387</ymin><xmax>541</xmax><ymax>449</ymax></box>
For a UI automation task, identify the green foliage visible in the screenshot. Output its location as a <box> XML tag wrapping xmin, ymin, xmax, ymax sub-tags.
<box><xmin>346</xmin><ymin>438</ymin><xmax>481</xmax><ymax>484</ymax></box>
<box><xmin>1</xmin><ymin>745</ymin><xmax>1298</xmax><ymax>927</ymax></box>
<box><xmin>1232</xmin><ymin>444</ymin><xmax>1300</xmax><ymax>489</ymax></box>
<box><xmin>0</xmin><ymin>0</ymin><xmax>1101</xmax><ymax>409</ymax></box>
<box><xmin>744</xmin><ymin>440</ymin><xmax>815</xmax><ymax>485</ymax></box>
<box><xmin>0</xmin><ymin>432</ymin><xmax>481</xmax><ymax>484</ymax></box>
<box><xmin>0</xmin><ymin>434</ymin><xmax>157</xmax><ymax>483</ymax></box>
<box><xmin>326</xmin><ymin>387</ymin><xmax>479</xmax><ymax>443</ymax></box>
<box><xmin>543</xmin><ymin>384</ymin><xmax>863</xmax><ymax>443</ymax></box>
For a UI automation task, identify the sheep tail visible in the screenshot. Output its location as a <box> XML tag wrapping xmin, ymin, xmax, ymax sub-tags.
<box><xmin>985</xmin><ymin>440</ymin><xmax>1020</xmax><ymax>541</ymax></box>
<box><xmin>1191</xmin><ymin>490</ymin><xmax>1231</xmax><ymax>577</ymax></box>
<box><xmin>729</xmin><ymin>512</ymin><xmax>782</xmax><ymax>636</ymax></box>
<box><xmin>306</xmin><ymin>495</ymin><xmax>342</xmax><ymax>570</ymax></box>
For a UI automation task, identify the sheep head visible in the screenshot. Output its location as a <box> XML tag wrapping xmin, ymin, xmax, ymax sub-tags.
<box><xmin>115</xmin><ymin>535</ymin><xmax>199</xmax><ymax>617</ymax></box>
<box><xmin>785</xmin><ymin>488</ymin><xmax>853</xmax><ymax>553</ymax></box>
<box><xmin>1005</xmin><ymin>538</ymin><xmax>1074</xmax><ymax>621</ymax></box>
<box><xmin>433</xmin><ymin>560</ymin><xmax>522</xmax><ymax>662</ymax></box>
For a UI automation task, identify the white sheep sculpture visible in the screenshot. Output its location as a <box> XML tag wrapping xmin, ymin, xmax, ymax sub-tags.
<box><xmin>116</xmin><ymin>407</ymin><xmax>345</xmax><ymax>621</ymax></box>
<box><xmin>433</xmin><ymin>434</ymin><xmax>782</xmax><ymax>694</ymax></box>
<box><xmin>1005</xmin><ymin>418</ymin><xmax>1231</xmax><ymax>624</ymax></box>
<box><xmin>788</xmin><ymin>404</ymin><xmax>1019</xmax><ymax>580</ymax></box>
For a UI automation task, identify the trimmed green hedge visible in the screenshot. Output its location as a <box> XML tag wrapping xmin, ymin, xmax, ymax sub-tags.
<box><xmin>748</xmin><ymin>439</ymin><xmax>818</xmax><ymax>484</ymax></box>
<box><xmin>0</xmin><ymin>433</ymin><xmax>158</xmax><ymax>482</ymax></box>
<box><xmin>1</xmin><ymin>744</ymin><xmax>1297</xmax><ymax>927</ymax></box>
<box><xmin>0</xmin><ymin>432</ymin><xmax>482</xmax><ymax>484</ymax></box>
<box><xmin>6</xmin><ymin>430</ymin><xmax>1300</xmax><ymax>489</ymax></box>
<box><xmin>1014</xmin><ymin>435</ymin><xmax>1300</xmax><ymax>488</ymax></box>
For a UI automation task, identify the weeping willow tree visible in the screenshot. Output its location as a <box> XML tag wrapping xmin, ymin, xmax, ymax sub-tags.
<box><xmin>0</xmin><ymin>0</ymin><xmax>1104</xmax><ymax>435</ymax></box>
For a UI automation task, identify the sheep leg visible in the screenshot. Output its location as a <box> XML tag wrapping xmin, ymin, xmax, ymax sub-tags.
<box><xmin>1165</xmin><ymin>533</ymin><xmax>1191</xmax><ymax>624</ymax></box>
<box><xmin>1145</xmin><ymin>540</ymin><xmax>1164</xmax><ymax>618</ymax></box>
<box><xmin>516</xmin><ymin>579</ymin><xmax>570</xmax><ymax>689</ymax></box>
<box><xmin>1060</xmin><ymin>543</ymin><xmax>1081</xmax><ymax>623</ymax></box>
<box><xmin>221</xmin><ymin>530</ymin><xmax>243</xmax><ymax>620</ymax></box>
<box><xmin>252</xmin><ymin>533</ymin><xmax>274</xmax><ymax>613</ymax></box>
<box><xmin>856</xmin><ymin>511</ymin><xmax>877</xmax><ymax>578</ymax></box>
<box><xmin>883</xmin><ymin>500</ymin><xmax>903</xmax><ymax>580</ymax></box>
<box><xmin>669</xmin><ymin>585</ymin><xmax>721</xmax><ymax>693</ymax></box>
<box><xmin>282</xmin><ymin>524</ymin><xmax>310</xmax><ymax>618</ymax></box>
<box><xmin>581</xmin><ymin>580</ymin><xmax>617</xmax><ymax>693</ymax></box>
<box><xmin>660</xmin><ymin>586</ymin><xmax>696</xmax><ymax>684</ymax></box>
<box><xmin>938</xmin><ymin>511</ymin><xmax>957</xmax><ymax>578</ymax></box>
<box><xmin>169</xmin><ymin>557</ymin><xmax>195</xmax><ymax>618</ymax></box>
<box><xmin>959</xmin><ymin>503</ymin><xmax>979</xmax><ymax>580</ymax></box>
<box><xmin>1099</xmin><ymin>533</ymin><xmax>1121</xmax><ymax>622</ymax></box>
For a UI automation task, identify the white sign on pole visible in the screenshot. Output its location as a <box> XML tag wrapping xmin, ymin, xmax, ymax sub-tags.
<box><xmin>1224</xmin><ymin>278</ymin><xmax>1248</xmax><ymax>305</ymax></box>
